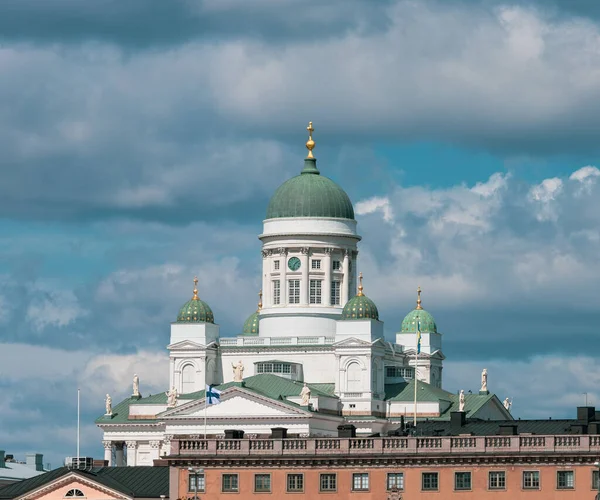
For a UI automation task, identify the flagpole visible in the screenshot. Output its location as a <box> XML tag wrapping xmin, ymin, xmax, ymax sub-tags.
<box><xmin>413</xmin><ymin>347</ymin><xmax>417</xmax><ymax>427</ymax></box>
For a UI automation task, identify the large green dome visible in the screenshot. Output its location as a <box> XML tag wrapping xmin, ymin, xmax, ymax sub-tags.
<box><xmin>401</xmin><ymin>308</ymin><xmax>437</xmax><ymax>333</ymax></box>
<box><xmin>242</xmin><ymin>311</ymin><xmax>259</xmax><ymax>335</ymax></box>
<box><xmin>341</xmin><ymin>274</ymin><xmax>379</xmax><ymax>321</ymax></box>
<box><xmin>176</xmin><ymin>279</ymin><xmax>215</xmax><ymax>324</ymax></box>
<box><xmin>266</xmin><ymin>158</ymin><xmax>355</xmax><ymax>220</ymax></box>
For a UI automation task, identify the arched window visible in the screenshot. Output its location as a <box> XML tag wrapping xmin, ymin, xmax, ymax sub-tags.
<box><xmin>65</xmin><ymin>489</ymin><xmax>85</xmax><ymax>497</ymax></box>
<box><xmin>346</xmin><ymin>362</ymin><xmax>362</xmax><ymax>392</ymax></box>
<box><xmin>181</xmin><ymin>364</ymin><xmax>195</xmax><ymax>394</ymax></box>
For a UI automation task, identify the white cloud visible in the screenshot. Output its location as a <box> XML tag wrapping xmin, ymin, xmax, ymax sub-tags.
<box><xmin>529</xmin><ymin>177</ymin><xmax>563</xmax><ymax>221</ymax></box>
<box><xmin>355</xmin><ymin>196</ymin><xmax>395</xmax><ymax>223</ymax></box>
<box><xmin>26</xmin><ymin>289</ymin><xmax>88</xmax><ymax>332</ymax></box>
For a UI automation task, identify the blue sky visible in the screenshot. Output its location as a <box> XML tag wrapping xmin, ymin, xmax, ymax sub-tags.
<box><xmin>1</xmin><ymin>0</ymin><xmax>600</xmax><ymax>468</ymax></box>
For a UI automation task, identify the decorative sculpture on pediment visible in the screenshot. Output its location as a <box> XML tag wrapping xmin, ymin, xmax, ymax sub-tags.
<box><xmin>300</xmin><ymin>383</ymin><xmax>311</xmax><ymax>406</ymax></box>
<box><xmin>105</xmin><ymin>394</ymin><xmax>112</xmax><ymax>416</ymax></box>
<box><xmin>459</xmin><ymin>390</ymin><xmax>465</xmax><ymax>412</ymax></box>
<box><xmin>503</xmin><ymin>397</ymin><xmax>513</xmax><ymax>411</ymax></box>
<box><xmin>232</xmin><ymin>360</ymin><xmax>245</xmax><ymax>382</ymax></box>
<box><xmin>166</xmin><ymin>387</ymin><xmax>178</xmax><ymax>407</ymax></box>
<box><xmin>133</xmin><ymin>374</ymin><xmax>140</xmax><ymax>397</ymax></box>
<box><xmin>481</xmin><ymin>368</ymin><xmax>488</xmax><ymax>392</ymax></box>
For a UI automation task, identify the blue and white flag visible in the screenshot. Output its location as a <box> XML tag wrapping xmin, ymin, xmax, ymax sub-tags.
<box><xmin>206</xmin><ymin>385</ymin><xmax>221</xmax><ymax>405</ymax></box>
<box><xmin>416</xmin><ymin>320</ymin><xmax>422</xmax><ymax>355</ymax></box>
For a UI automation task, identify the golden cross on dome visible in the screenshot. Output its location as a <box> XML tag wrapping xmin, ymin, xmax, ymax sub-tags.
<box><xmin>358</xmin><ymin>272</ymin><xmax>364</xmax><ymax>296</ymax></box>
<box><xmin>306</xmin><ymin>121</ymin><xmax>315</xmax><ymax>158</ymax></box>
<box><xmin>192</xmin><ymin>276</ymin><xmax>199</xmax><ymax>301</ymax></box>
<box><xmin>257</xmin><ymin>289</ymin><xmax>263</xmax><ymax>311</ymax></box>
<box><xmin>416</xmin><ymin>286</ymin><xmax>423</xmax><ymax>310</ymax></box>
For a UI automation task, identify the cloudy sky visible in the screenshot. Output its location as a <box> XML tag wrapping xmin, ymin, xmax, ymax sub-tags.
<box><xmin>1</xmin><ymin>0</ymin><xmax>600</xmax><ymax>468</ymax></box>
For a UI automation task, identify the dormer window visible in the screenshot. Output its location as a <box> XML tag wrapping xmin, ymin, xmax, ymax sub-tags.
<box><xmin>255</xmin><ymin>361</ymin><xmax>302</xmax><ymax>381</ymax></box>
<box><xmin>65</xmin><ymin>490</ymin><xmax>85</xmax><ymax>498</ymax></box>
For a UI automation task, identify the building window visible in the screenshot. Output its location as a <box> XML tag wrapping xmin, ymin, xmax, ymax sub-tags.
<box><xmin>523</xmin><ymin>471</ymin><xmax>540</xmax><ymax>489</ymax></box>
<box><xmin>256</xmin><ymin>361</ymin><xmax>294</xmax><ymax>375</ymax></box>
<box><xmin>455</xmin><ymin>472</ymin><xmax>471</xmax><ymax>490</ymax></box>
<box><xmin>273</xmin><ymin>280</ymin><xmax>281</xmax><ymax>305</ymax></box>
<box><xmin>287</xmin><ymin>473</ymin><xmax>304</xmax><ymax>492</ymax></box>
<box><xmin>222</xmin><ymin>474</ymin><xmax>239</xmax><ymax>492</ymax></box>
<box><xmin>333</xmin><ymin>260</ymin><xmax>341</xmax><ymax>271</ymax></box>
<box><xmin>386</xmin><ymin>366</ymin><xmax>414</xmax><ymax>379</ymax></box>
<box><xmin>254</xmin><ymin>474</ymin><xmax>271</xmax><ymax>492</ymax></box>
<box><xmin>310</xmin><ymin>280</ymin><xmax>322</xmax><ymax>304</ymax></box>
<box><xmin>387</xmin><ymin>472</ymin><xmax>404</xmax><ymax>491</ymax></box>
<box><xmin>320</xmin><ymin>473</ymin><xmax>337</xmax><ymax>492</ymax></box>
<box><xmin>422</xmin><ymin>472</ymin><xmax>439</xmax><ymax>491</ymax></box>
<box><xmin>288</xmin><ymin>279</ymin><xmax>300</xmax><ymax>304</ymax></box>
<box><xmin>331</xmin><ymin>280</ymin><xmax>341</xmax><ymax>305</ymax></box>
<box><xmin>488</xmin><ymin>471</ymin><xmax>506</xmax><ymax>490</ymax></box>
<box><xmin>274</xmin><ymin>260</ymin><xmax>280</xmax><ymax>271</ymax></box>
<box><xmin>65</xmin><ymin>490</ymin><xmax>85</xmax><ymax>497</ymax></box>
<box><xmin>352</xmin><ymin>473</ymin><xmax>369</xmax><ymax>491</ymax></box>
<box><xmin>189</xmin><ymin>473</ymin><xmax>205</xmax><ymax>492</ymax></box>
<box><xmin>311</xmin><ymin>259</ymin><xmax>321</xmax><ymax>270</ymax></box>
<box><xmin>593</xmin><ymin>470</ymin><xmax>599</xmax><ymax>490</ymax></box>
<box><xmin>557</xmin><ymin>470</ymin><xmax>574</xmax><ymax>489</ymax></box>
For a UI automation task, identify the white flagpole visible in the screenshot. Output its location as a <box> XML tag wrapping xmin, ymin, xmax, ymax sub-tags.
<box><xmin>413</xmin><ymin>347</ymin><xmax>417</xmax><ymax>427</ymax></box>
<box><xmin>77</xmin><ymin>388</ymin><xmax>80</xmax><ymax>461</ymax></box>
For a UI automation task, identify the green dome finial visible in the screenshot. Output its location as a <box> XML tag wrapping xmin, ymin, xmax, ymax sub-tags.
<box><xmin>306</xmin><ymin>121</ymin><xmax>315</xmax><ymax>158</ymax></box>
<box><xmin>176</xmin><ymin>276</ymin><xmax>215</xmax><ymax>324</ymax></box>
<box><xmin>242</xmin><ymin>289</ymin><xmax>262</xmax><ymax>335</ymax></box>
<box><xmin>341</xmin><ymin>272</ymin><xmax>379</xmax><ymax>321</ymax></box>
<box><xmin>400</xmin><ymin>287</ymin><xmax>437</xmax><ymax>333</ymax></box>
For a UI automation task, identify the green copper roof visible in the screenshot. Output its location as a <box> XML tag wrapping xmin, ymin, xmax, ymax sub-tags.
<box><xmin>242</xmin><ymin>311</ymin><xmax>259</xmax><ymax>335</ymax></box>
<box><xmin>401</xmin><ymin>308</ymin><xmax>437</xmax><ymax>333</ymax></box>
<box><xmin>341</xmin><ymin>293</ymin><xmax>379</xmax><ymax>320</ymax></box>
<box><xmin>266</xmin><ymin>158</ymin><xmax>355</xmax><ymax>220</ymax></box>
<box><xmin>176</xmin><ymin>297</ymin><xmax>214</xmax><ymax>323</ymax></box>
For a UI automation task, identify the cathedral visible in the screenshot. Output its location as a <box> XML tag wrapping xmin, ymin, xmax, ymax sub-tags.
<box><xmin>96</xmin><ymin>123</ymin><xmax>511</xmax><ymax>467</ymax></box>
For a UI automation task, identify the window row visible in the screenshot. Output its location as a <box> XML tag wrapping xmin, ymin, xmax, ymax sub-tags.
<box><xmin>272</xmin><ymin>259</ymin><xmax>344</xmax><ymax>272</ymax></box>
<box><xmin>272</xmin><ymin>280</ymin><xmax>342</xmax><ymax>305</ymax></box>
<box><xmin>190</xmin><ymin>470</ymin><xmax>586</xmax><ymax>493</ymax></box>
<box><xmin>386</xmin><ymin>366</ymin><xmax>414</xmax><ymax>379</ymax></box>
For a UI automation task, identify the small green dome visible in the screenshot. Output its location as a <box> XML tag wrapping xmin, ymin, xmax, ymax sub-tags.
<box><xmin>242</xmin><ymin>311</ymin><xmax>259</xmax><ymax>335</ymax></box>
<box><xmin>341</xmin><ymin>274</ymin><xmax>379</xmax><ymax>320</ymax></box>
<box><xmin>401</xmin><ymin>308</ymin><xmax>437</xmax><ymax>333</ymax></box>
<box><xmin>176</xmin><ymin>278</ymin><xmax>215</xmax><ymax>324</ymax></box>
<box><xmin>266</xmin><ymin>158</ymin><xmax>355</xmax><ymax>220</ymax></box>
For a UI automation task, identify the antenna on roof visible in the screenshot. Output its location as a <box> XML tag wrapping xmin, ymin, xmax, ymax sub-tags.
<box><xmin>77</xmin><ymin>388</ymin><xmax>80</xmax><ymax>462</ymax></box>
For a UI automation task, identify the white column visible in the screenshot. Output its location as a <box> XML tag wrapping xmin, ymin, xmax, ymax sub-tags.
<box><xmin>352</xmin><ymin>250</ymin><xmax>358</xmax><ymax>297</ymax></box>
<box><xmin>342</xmin><ymin>249</ymin><xmax>350</xmax><ymax>305</ymax></box>
<box><xmin>114</xmin><ymin>442</ymin><xmax>125</xmax><ymax>467</ymax></box>
<box><xmin>126</xmin><ymin>441</ymin><xmax>137</xmax><ymax>466</ymax></box>
<box><xmin>323</xmin><ymin>248</ymin><xmax>332</xmax><ymax>306</ymax></box>
<box><xmin>169</xmin><ymin>358</ymin><xmax>175</xmax><ymax>389</ymax></box>
<box><xmin>300</xmin><ymin>247</ymin><xmax>309</xmax><ymax>305</ymax></box>
<box><xmin>334</xmin><ymin>355</ymin><xmax>341</xmax><ymax>395</ymax></box>
<box><xmin>280</xmin><ymin>249</ymin><xmax>288</xmax><ymax>305</ymax></box>
<box><xmin>102</xmin><ymin>441</ymin><xmax>112</xmax><ymax>466</ymax></box>
<box><xmin>261</xmin><ymin>250</ymin><xmax>269</xmax><ymax>308</ymax></box>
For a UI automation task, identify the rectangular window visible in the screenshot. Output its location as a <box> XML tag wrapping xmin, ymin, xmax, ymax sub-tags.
<box><xmin>523</xmin><ymin>471</ymin><xmax>540</xmax><ymax>489</ymax></box>
<box><xmin>320</xmin><ymin>473</ymin><xmax>337</xmax><ymax>492</ymax></box>
<box><xmin>422</xmin><ymin>472</ymin><xmax>438</xmax><ymax>491</ymax></box>
<box><xmin>222</xmin><ymin>474</ymin><xmax>239</xmax><ymax>492</ymax></box>
<box><xmin>387</xmin><ymin>472</ymin><xmax>404</xmax><ymax>491</ymax></box>
<box><xmin>254</xmin><ymin>474</ymin><xmax>271</xmax><ymax>492</ymax></box>
<box><xmin>352</xmin><ymin>473</ymin><xmax>369</xmax><ymax>491</ymax></box>
<box><xmin>331</xmin><ymin>280</ymin><xmax>341</xmax><ymax>305</ymax></box>
<box><xmin>273</xmin><ymin>280</ymin><xmax>281</xmax><ymax>305</ymax></box>
<box><xmin>455</xmin><ymin>472</ymin><xmax>471</xmax><ymax>491</ymax></box>
<box><xmin>333</xmin><ymin>260</ymin><xmax>341</xmax><ymax>271</ymax></box>
<box><xmin>557</xmin><ymin>470</ymin><xmax>574</xmax><ymax>489</ymax></box>
<box><xmin>489</xmin><ymin>471</ymin><xmax>506</xmax><ymax>490</ymax></box>
<box><xmin>189</xmin><ymin>473</ymin><xmax>205</xmax><ymax>492</ymax></box>
<box><xmin>311</xmin><ymin>259</ymin><xmax>321</xmax><ymax>269</ymax></box>
<box><xmin>386</xmin><ymin>366</ymin><xmax>413</xmax><ymax>379</ymax></box>
<box><xmin>289</xmin><ymin>279</ymin><xmax>300</xmax><ymax>304</ymax></box>
<box><xmin>274</xmin><ymin>260</ymin><xmax>280</xmax><ymax>271</ymax></box>
<box><xmin>287</xmin><ymin>474</ymin><xmax>304</xmax><ymax>492</ymax></box>
<box><xmin>310</xmin><ymin>280</ymin><xmax>322</xmax><ymax>304</ymax></box>
<box><xmin>593</xmin><ymin>470</ymin><xmax>599</xmax><ymax>490</ymax></box>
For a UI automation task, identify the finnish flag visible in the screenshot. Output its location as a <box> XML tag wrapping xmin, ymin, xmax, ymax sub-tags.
<box><xmin>206</xmin><ymin>385</ymin><xmax>222</xmax><ymax>405</ymax></box>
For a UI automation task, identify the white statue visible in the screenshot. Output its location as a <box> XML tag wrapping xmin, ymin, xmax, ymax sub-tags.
<box><xmin>105</xmin><ymin>394</ymin><xmax>112</xmax><ymax>415</ymax></box>
<box><xmin>166</xmin><ymin>387</ymin><xmax>178</xmax><ymax>407</ymax></box>
<box><xmin>300</xmin><ymin>383</ymin><xmax>311</xmax><ymax>406</ymax></box>
<box><xmin>232</xmin><ymin>360</ymin><xmax>244</xmax><ymax>382</ymax></box>
<box><xmin>503</xmin><ymin>397</ymin><xmax>512</xmax><ymax>411</ymax></box>
<box><xmin>459</xmin><ymin>390</ymin><xmax>465</xmax><ymax>412</ymax></box>
<box><xmin>481</xmin><ymin>368</ymin><xmax>488</xmax><ymax>392</ymax></box>
<box><xmin>133</xmin><ymin>374</ymin><xmax>140</xmax><ymax>397</ymax></box>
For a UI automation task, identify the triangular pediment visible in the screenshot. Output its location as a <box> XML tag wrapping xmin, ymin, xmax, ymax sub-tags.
<box><xmin>167</xmin><ymin>339</ymin><xmax>208</xmax><ymax>350</ymax></box>
<box><xmin>18</xmin><ymin>472</ymin><xmax>131</xmax><ymax>500</ymax></box>
<box><xmin>162</xmin><ymin>387</ymin><xmax>310</xmax><ymax>419</ymax></box>
<box><xmin>333</xmin><ymin>337</ymin><xmax>373</xmax><ymax>347</ymax></box>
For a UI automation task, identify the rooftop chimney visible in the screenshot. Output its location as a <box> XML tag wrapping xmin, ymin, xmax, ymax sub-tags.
<box><xmin>450</xmin><ymin>411</ymin><xmax>466</xmax><ymax>433</ymax></box>
<box><xmin>26</xmin><ymin>453</ymin><xmax>44</xmax><ymax>471</ymax></box>
<box><xmin>577</xmin><ymin>406</ymin><xmax>596</xmax><ymax>424</ymax></box>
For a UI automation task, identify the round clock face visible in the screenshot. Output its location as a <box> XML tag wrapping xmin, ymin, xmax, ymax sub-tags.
<box><xmin>288</xmin><ymin>256</ymin><xmax>301</xmax><ymax>271</ymax></box>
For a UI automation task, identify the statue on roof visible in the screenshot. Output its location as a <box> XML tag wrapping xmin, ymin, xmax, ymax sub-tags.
<box><xmin>300</xmin><ymin>383</ymin><xmax>311</xmax><ymax>406</ymax></box>
<box><xmin>105</xmin><ymin>394</ymin><xmax>112</xmax><ymax>416</ymax></box>
<box><xmin>232</xmin><ymin>360</ymin><xmax>244</xmax><ymax>382</ymax></box>
<box><xmin>133</xmin><ymin>374</ymin><xmax>140</xmax><ymax>397</ymax></box>
<box><xmin>503</xmin><ymin>397</ymin><xmax>512</xmax><ymax>411</ymax></box>
<box><xmin>481</xmin><ymin>368</ymin><xmax>488</xmax><ymax>392</ymax></box>
<box><xmin>459</xmin><ymin>390</ymin><xmax>465</xmax><ymax>412</ymax></box>
<box><xmin>166</xmin><ymin>387</ymin><xmax>178</xmax><ymax>407</ymax></box>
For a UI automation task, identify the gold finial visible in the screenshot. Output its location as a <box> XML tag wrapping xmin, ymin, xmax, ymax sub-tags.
<box><xmin>357</xmin><ymin>272</ymin><xmax>364</xmax><ymax>296</ymax></box>
<box><xmin>306</xmin><ymin>121</ymin><xmax>315</xmax><ymax>158</ymax></box>
<box><xmin>257</xmin><ymin>289</ymin><xmax>263</xmax><ymax>312</ymax></box>
<box><xmin>192</xmin><ymin>276</ymin><xmax>199</xmax><ymax>301</ymax></box>
<box><xmin>416</xmin><ymin>286</ymin><xmax>423</xmax><ymax>310</ymax></box>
